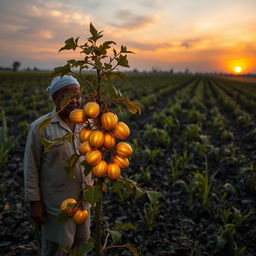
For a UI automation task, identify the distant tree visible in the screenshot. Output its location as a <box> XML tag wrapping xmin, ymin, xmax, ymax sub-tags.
<box><xmin>33</xmin><ymin>66</ymin><xmax>39</xmax><ymax>71</ymax></box>
<box><xmin>152</xmin><ymin>66</ymin><xmax>161</xmax><ymax>73</ymax></box>
<box><xmin>170</xmin><ymin>68</ymin><xmax>174</xmax><ymax>74</ymax></box>
<box><xmin>12</xmin><ymin>61</ymin><xmax>21</xmax><ymax>71</ymax></box>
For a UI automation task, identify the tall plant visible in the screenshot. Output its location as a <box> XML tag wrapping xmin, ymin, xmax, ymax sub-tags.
<box><xmin>0</xmin><ymin>110</ymin><xmax>16</xmax><ymax>167</ymax></box>
<box><xmin>39</xmin><ymin>23</ymin><xmax>162</xmax><ymax>256</ymax></box>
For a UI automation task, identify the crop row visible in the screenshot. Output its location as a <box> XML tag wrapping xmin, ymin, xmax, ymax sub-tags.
<box><xmin>0</xmin><ymin>72</ymin><xmax>255</xmax><ymax>255</ymax></box>
<box><xmin>122</xmin><ymin>77</ymin><xmax>256</xmax><ymax>255</ymax></box>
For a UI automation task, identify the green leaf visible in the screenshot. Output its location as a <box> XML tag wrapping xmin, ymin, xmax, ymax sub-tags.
<box><xmin>77</xmin><ymin>237</ymin><xmax>95</xmax><ymax>256</ymax></box>
<box><xmin>122</xmin><ymin>243</ymin><xmax>139</xmax><ymax>256</ymax></box>
<box><xmin>61</xmin><ymin>245</ymin><xmax>72</xmax><ymax>254</ymax></box>
<box><xmin>106</xmin><ymin>83</ymin><xmax>123</xmax><ymax>97</ymax></box>
<box><xmin>94</xmin><ymin>59</ymin><xmax>103</xmax><ymax>69</ymax></box>
<box><xmin>121</xmin><ymin>45</ymin><xmax>134</xmax><ymax>54</ymax></box>
<box><xmin>104</xmin><ymin>63</ymin><xmax>112</xmax><ymax>70</ymax></box>
<box><xmin>88</xmin><ymin>23</ymin><xmax>103</xmax><ymax>43</ymax></box>
<box><xmin>81</xmin><ymin>161</ymin><xmax>92</xmax><ymax>177</ymax></box>
<box><xmin>108</xmin><ymin>229</ymin><xmax>122</xmax><ymax>243</ymax></box>
<box><xmin>146</xmin><ymin>191</ymin><xmax>163</xmax><ymax>205</ymax></box>
<box><xmin>59</xmin><ymin>37</ymin><xmax>79</xmax><ymax>52</ymax></box>
<box><xmin>116</xmin><ymin>54</ymin><xmax>129</xmax><ymax>67</ymax></box>
<box><xmin>56</xmin><ymin>212</ymin><xmax>69</xmax><ymax>224</ymax></box>
<box><xmin>115</xmin><ymin>221</ymin><xmax>136</xmax><ymax>231</ymax></box>
<box><xmin>65</xmin><ymin>153</ymin><xmax>81</xmax><ymax>179</ymax></box>
<box><xmin>40</xmin><ymin>137</ymin><xmax>58</xmax><ymax>152</ymax></box>
<box><xmin>114</xmin><ymin>71</ymin><xmax>127</xmax><ymax>81</ymax></box>
<box><xmin>111</xmin><ymin>179</ymin><xmax>123</xmax><ymax>193</ymax></box>
<box><xmin>135</xmin><ymin>186</ymin><xmax>145</xmax><ymax>200</ymax></box>
<box><xmin>67</xmin><ymin>59</ymin><xmax>87</xmax><ymax>68</ymax></box>
<box><xmin>104</xmin><ymin>72</ymin><xmax>117</xmax><ymax>82</ymax></box>
<box><xmin>51</xmin><ymin>63</ymin><xmax>71</xmax><ymax>78</ymax></box>
<box><xmin>103</xmin><ymin>41</ymin><xmax>116</xmax><ymax>48</ymax></box>
<box><xmin>57</xmin><ymin>132</ymin><xmax>73</xmax><ymax>144</ymax></box>
<box><xmin>39</xmin><ymin>117</ymin><xmax>53</xmax><ymax>134</ymax></box>
<box><xmin>40</xmin><ymin>133</ymin><xmax>73</xmax><ymax>152</ymax></box>
<box><xmin>60</xmin><ymin>92</ymin><xmax>81</xmax><ymax>109</ymax></box>
<box><xmin>84</xmin><ymin>185</ymin><xmax>101</xmax><ymax>205</ymax></box>
<box><xmin>90</xmin><ymin>23</ymin><xmax>98</xmax><ymax>37</ymax></box>
<box><xmin>115</xmin><ymin>97</ymin><xmax>141</xmax><ymax>114</ymax></box>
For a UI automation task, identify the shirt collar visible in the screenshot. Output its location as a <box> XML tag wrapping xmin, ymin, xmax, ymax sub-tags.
<box><xmin>50</xmin><ymin>107</ymin><xmax>61</xmax><ymax>123</ymax></box>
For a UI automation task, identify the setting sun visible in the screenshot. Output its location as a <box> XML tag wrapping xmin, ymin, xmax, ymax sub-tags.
<box><xmin>234</xmin><ymin>66</ymin><xmax>242</xmax><ymax>73</ymax></box>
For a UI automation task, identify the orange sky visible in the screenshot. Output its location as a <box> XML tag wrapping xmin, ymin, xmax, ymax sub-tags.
<box><xmin>0</xmin><ymin>0</ymin><xmax>255</xmax><ymax>73</ymax></box>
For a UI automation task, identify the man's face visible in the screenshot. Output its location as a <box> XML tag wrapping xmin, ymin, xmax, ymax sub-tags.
<box><xmin>53</xmin><ymin>85</ymin><xmax>81</xmax><ymax>117</ymax></box>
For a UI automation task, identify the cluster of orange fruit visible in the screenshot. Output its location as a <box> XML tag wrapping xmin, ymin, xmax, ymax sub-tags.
<box><xmin>60</xmin><ymin>198</ymin><xmax>88</xmax><ymax>224</ymax></box>
<box><xmin>69</xmin><ymin>102</ymin><xmax>133</xmax><ymax>180</ymax></box>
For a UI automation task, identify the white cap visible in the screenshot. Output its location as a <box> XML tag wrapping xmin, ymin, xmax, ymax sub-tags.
<box><xmin>47</xmin><ymin>75</ymin><xmax>80</xmax><ymax>97</ymax></box>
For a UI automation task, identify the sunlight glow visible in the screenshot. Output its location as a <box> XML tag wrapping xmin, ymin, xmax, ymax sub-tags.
<box><xmin>234</xmin><ymin>66</ymin><xmax>242</xmax><ymax>73</ymax></box>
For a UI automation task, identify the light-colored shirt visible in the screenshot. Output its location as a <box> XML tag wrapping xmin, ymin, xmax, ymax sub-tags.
<box><xmin>23</xmin><ymin>108</ymin><xmax>93</xmax><ymax>215</ymax></box>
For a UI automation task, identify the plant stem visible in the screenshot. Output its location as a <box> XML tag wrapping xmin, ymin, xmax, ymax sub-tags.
<box><xmin>95</xmin><ymin>178</ymin><xmax>104</xmax><ymax>256</ymax></box>
<box><xmin>96</xmin><ymin>68</ymin><xmax>101</xmax><ymax>103</ymax></box>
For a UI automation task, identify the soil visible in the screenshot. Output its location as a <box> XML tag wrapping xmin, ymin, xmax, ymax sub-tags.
<box><xmin>0</xmin><ymin>76</ymin><xmax>256</xmax><ymax>256</ymax></box>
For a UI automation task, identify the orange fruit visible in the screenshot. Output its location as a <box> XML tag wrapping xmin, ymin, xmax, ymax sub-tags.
<box><xmin>89</xmin><ymin>130</ymin><xmax>104</xmax><ymax>148</ymax></box>
<box><xmin>101</xmin><ymin>112</ymin><xmax>118</xmax><ymax>130</ymax></box>
<box><xmin>112</xmin><ymin>155</ymin><xmax>129</xmax><ymax>169</ymax></box>
<box><xmin>115</xmin><ymin>142</ymin><xmax>133</xmax><ymax>158</ymax></box>
<box><xmin>103</xmin><ymin>132</ymin><xmax>116</xmax><ymax>149</ymax></box>
<box><xmin>92</xmin><ymin>160</ymin><xmax>108</xmax><ymax>177</ymax></box>
<box><xmin>79</xmin><ymin>141</ymin><xmax>92</xmax><ymax>155</ymax></box>
<box><xmin>73</xmin><ymin>209</ymin><xmax>89</xmax><ymax>224</ymax></box>
<box><xmin>84</xmin><ymin>102</ymin><xmax>100</xmax><ymax>118</ymax></box>
<box><xmin>60</xmin><ymin>198</ymin><xmax>77</xmax><ymax>215</ymax></box>
<box><xmin>69</xmin><ymin>109</ymin><xmax>86</xmax><ymax>124</ymax></box>
<box><xmin>79</xmin><ymin>128</ymin><xmax>93</xmax><ymax>142</ymax></box>
<box><xmin>113</xmin><ymin>122</ymin><xmax>130</xmax><ymax>140</ymax></box>
<box><xmin>85</xmin><ymin>150</ymin><xmax>102</xmax><ymax>166</ymax></box>
<box><xmin>107</xmin><ymin>163</ymin><xmax>121</xmax><ymax>180</ymax></box>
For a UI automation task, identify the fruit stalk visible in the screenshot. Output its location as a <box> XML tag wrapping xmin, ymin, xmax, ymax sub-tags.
<box><xmin>95</xmin><ymin>177</ymin><xmax>104</xmax><ymax>255</ymax></box>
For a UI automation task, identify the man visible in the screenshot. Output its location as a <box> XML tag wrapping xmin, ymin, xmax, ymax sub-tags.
<box><xmin>24</xmin><ymin>75</ymin><xmax>92</xmax><ymax>255</ymax></box>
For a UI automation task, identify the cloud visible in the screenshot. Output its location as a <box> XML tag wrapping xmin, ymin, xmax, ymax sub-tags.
<box><xmin>127</xmin><ymin>36</ymin><xmax>215</xmax><ymax>52</ymax></box>
<box><xmin>0</xmin><ymin>0</ymin><xmax>92</xmax><ymax>42</ymax></box>
<box><xmin>110</xmin><ymin>9</ymin><xmax>157</xmax><ymax>30</ymax></box>
<box><xmin>140</xmin><ymin>0</ymin><xmax>163</xmax><ymax>9</ymax></box>
<box><xmin>127</xmin><ymin>41</ymin><xmax>173</xmax><ymax>51</ymax></box>
<box><xmin>180</xmin><ymin>39</ymin><xmax>202</xmax><ymax>49</ymax></box>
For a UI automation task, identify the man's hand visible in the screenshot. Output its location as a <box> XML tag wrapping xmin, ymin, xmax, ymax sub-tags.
<box><xmin>30</xmin><ymin>201</ymin><xmax>46</xmax><ymax>227</ymax></box>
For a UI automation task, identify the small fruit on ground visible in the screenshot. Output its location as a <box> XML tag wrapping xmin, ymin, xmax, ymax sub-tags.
<box><xmin>103</xmin><ymin>132</ymin><xmax>116</xmax><ymax>149</ymax></box>
<box><xmin>84</xmin><ymin>102</ymin><xmax>100</xmax><ymax>118</ymax></box>
<box><xmin>112</xmin><ymin>155</ymin><xmax>129</xmax><ymax>169</ymax></box>
<box><xmin>85</xmin><ymin>150</ymin><xmax>102</xmax><ymax>166</ymax></box>
<box><xmin>69</xmin><ymin>109</ymin><xmax>86</xmax><ymax>124</ymax></box>
<box><xmin>73</xmin><ymin>209</ymin><xmax>89</xmax><ymax>224</ymax></box>
<box><xmin>79</xmin><ymin>141</ymin><xmax>92</xmax><ymax>155</ymax></box>
<box><xmin>101</xmin><ymin>112</ymin><xmax>118</xmax><ymax>130</ymax></box>
<box><xmin>79</xmin><ymin>128</ymin><xmax>93</xmax><ymax>142</ymax></box>
<box><xmin>60</xmin><ymin>198</ymin><xmax>77</xmax><ymax>215</ymax></box>
<box><xmin>113</xmin><ymin>122</ymin><xmax>130</xmax><ymax>140</ymax></box>
<box><xmin>89</xmin><ymin>130</ymin><xmax>104</xmax><ymax>148</ymax></box>
<box><xmin>115</xmin><ymin>142</ymin><xmax>133</xmax><ymax>158</ymax></box>
<box><xmin>92</xmin><ymin>160</ymin><xmax>108</xmax><ymax>177</ymax></box>
<box><xmin>107</xmin><ymin>163</ymin><xmax>121</xmax><ymax>180</ymax></box>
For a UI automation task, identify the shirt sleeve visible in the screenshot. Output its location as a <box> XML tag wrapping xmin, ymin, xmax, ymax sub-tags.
<box><xmin>23</xmin><ymin>124</ymin><xmax>42</xmax><ymax>201</ymax></box>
